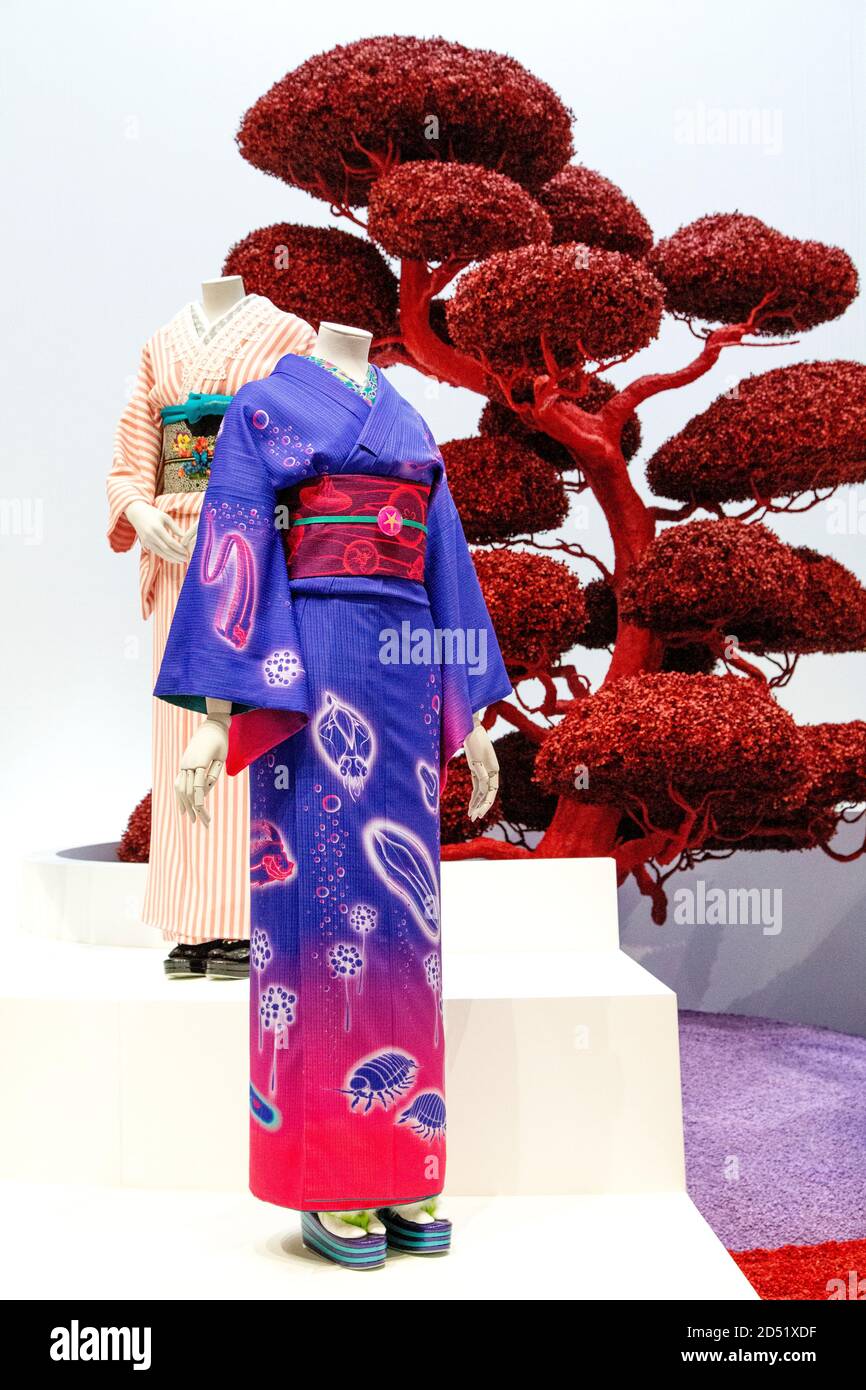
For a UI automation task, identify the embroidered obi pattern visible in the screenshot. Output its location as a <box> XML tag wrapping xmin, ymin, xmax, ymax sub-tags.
<box><xmin>159</xmin><ymin>393</ymin><xmax>234</xmax><ymax>493</ymax></box>
<box><xmin>283</xmin><ymin>474</ymin><xmax>430</xmax><ymax>582</ymax></box>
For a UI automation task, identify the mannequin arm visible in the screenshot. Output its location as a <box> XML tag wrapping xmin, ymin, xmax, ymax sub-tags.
<box><xmin>175</xmin><ymin>699</ymin><xmax>232</xmax><ymax>826</ymax></box>
<box><xmin>463</xmin><ymin>711</ymin><xmax>500</xmax><ymax>821</ymax></box>
<box><xmin>125</xmin><ymin>499</ymin><xmax>196</xmax><ymax>565</ymax></box>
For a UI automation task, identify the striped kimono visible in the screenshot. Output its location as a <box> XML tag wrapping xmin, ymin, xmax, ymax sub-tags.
<box><xmin>107</xmin><ymin>296</ymin><xmax>315</xmax><ymax>943</ymax></box>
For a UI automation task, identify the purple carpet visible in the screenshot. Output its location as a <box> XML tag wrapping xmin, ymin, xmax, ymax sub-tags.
<box><xmin>679</xmin><ymin>1010</ymin><xmax>866</xmax><ymax>1251</ymax></box>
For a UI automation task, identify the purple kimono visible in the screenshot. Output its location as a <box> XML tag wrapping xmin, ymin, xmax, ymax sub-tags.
<box><xmin>156</xmin><ymin>354</ymin><xmax>510</xmax><ymax>1211</ymax></box>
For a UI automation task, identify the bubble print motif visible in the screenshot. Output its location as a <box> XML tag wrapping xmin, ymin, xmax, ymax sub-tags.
<box><xmin>264</xmin><ymin>649</ymin><xmax>304</xmax><ymax>687</ymax></box>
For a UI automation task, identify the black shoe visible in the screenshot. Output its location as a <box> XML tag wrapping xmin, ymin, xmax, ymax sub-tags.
<box><xmin>205</xmin><ymin>939</ymin><xmax>250</xmax><ymax>979</ymax></box>
<box><xmin>164</xmin><ymin>942</ymin><xmax>212</xmax><ymax>978</ymax></box>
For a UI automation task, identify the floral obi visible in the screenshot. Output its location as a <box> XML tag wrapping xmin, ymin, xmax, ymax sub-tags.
<box><xmin>282</xmin><ymin>474</ymin><xmax>430</xmax><ymax>582</ymax></box>
<box><xmin>159</xmin><ymin>393</ymin><xmax>233</xmax><ymax>494</ymax></box>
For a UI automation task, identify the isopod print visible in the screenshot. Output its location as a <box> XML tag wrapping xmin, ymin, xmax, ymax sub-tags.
<box><xmin>398</xmin><ymin>1090</ymin><xmax>446</xmax><ymax>1143</ymax></box>
<box><xmin>337</xmin><ymin>1050</ymin><xmax>419</xmax><ymax>1113</ymax></box>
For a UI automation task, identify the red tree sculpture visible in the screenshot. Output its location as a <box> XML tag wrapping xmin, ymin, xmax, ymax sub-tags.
<box><xmin>226</xmin><ymin>36</ymin><xmax>866</xmax><ymax>920</ymax></box>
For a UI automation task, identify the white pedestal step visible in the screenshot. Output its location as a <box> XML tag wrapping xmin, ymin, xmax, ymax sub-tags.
<box><xmin>0</xmin><ymin>1182</ymin><xmax>757</xmax><ymax>1301</ymax></box>
<box><xmin>5</xmin><ymin>853</ymin><xmax>750</xmax><ymax>1297</ymax></box>
<box><xmin>18</xmin><ymin>847</ymin><xmax>621</xmax><ymax>952</ymax></box>
<box><xmin>20</xmin><ymin>845</ymin><xmax>158</xmax><ymax>948</ymax></box>
<box><xmin>0</xmin><ymin>928</ymin><xmax>682</xmax><ymax>1197</ymax></box>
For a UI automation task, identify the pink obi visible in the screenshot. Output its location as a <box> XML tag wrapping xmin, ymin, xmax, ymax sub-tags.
<box><xmin>283</xmin><ymin>474</ymin><xmax>430</xmax><ymax>582</ymax></box>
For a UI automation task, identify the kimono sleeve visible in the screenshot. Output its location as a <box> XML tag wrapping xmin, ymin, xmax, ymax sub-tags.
<box><xmin>424</xmin><ymin>473</ymin><xmax>512</xmax><ymax>764</ymax></box>
<box><xmin>154</xmin><ymin>391</ymin><xmax>311</xmax><ymax>767</ymax></box>
<box><xmin>107</xmin><ymin>344</ymin><xmax>162</xmax><ymax>552</ymax></box>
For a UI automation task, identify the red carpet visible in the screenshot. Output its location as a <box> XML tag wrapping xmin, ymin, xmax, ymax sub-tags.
<box><xmin>732</xmin><ymin>1239</ymin><xmax>866</xmax><ymax>1300</ymax></box>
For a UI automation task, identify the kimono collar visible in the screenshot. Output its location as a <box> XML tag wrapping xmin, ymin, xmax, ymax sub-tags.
<box><xmin>275</xmin><ymin>354</ymin><xmax>404</xmax><ymax>468</ymax></box>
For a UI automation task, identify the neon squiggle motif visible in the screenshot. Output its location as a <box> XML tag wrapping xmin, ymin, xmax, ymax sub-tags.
<box><xmin>416</xmin><ymin>761</ymin><xmax>439</xmax><ymax>814</ymax></box>
<box><xmin>200</xmin><ymin>505</ymin><xmax>257</xmax><ymax>649</ymax></box>
<box><xmin>363</xmin><ymin>817</ymin><xmax>440</xmax><ymax>940</ymax></box>
<box><xmin>314</xmin><ymin>692</ymin><xmax>375</xmax><ymax>801</ymax></box>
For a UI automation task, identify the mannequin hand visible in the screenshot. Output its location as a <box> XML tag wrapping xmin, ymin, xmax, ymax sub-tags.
<box><xmin>463</xmin><ymin>718</ymin><xmax>500</xmax><ymax>821</ymax></box>
<box><xmin>125</xmin><ymin>500</ymin><xmax>193</xmax><ymax>565</ymax></box>
<box><xmin>175</xmin><ymin>716</ymin><xmax>229</xmax><ymax>826</ymax></box>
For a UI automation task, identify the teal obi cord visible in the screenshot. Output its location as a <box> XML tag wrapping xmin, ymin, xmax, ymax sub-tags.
<box><xmin>160</xmin><ymin>393</ymin><xmax>234</xmax><ymax>425</ymax></box>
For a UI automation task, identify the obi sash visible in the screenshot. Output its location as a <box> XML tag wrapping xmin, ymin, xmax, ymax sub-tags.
<box><xmin>159</xmin><ymin>393</ymin><xmax>234</xmax><ymax>494</ymax></box>
<box><xmin>283</xmin><ymin>474</ymin><xmax>430</xmax><ymax>582</ymax></box>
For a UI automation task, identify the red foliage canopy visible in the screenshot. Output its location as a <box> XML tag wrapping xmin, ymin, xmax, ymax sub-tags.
<box><xmin>786</xmin><ymin>548</ymin><xmax>866</xmax><ymax>653</ymax></box>
<box><xmin>495</xmin><ymin>730</ymin><xmax>557</xmax><ymax>830</ymax></box>
<box><xmin>442</xmin><ymin>436</ymin><xmax>567</xmax><ymax>542</ymax></box>
<box><xmin>237</xmin><ymin>37</ymin><xmax>573</xmax><ymax>207</ymax></box>
<box><xmin>538</xmin><ymin>164</ymin><xmax>653</xmax><ymax>258</ymax></box>
<box><xmin>801</xmin><ymin>721</ymin><xmax>866</xmax><ymax>804</ymax></box>
<box><xmin>621</xmin><ymin>522</ymin><xmax>866</xmax><ymax>655</ymax></box>
<box><xmin>224</xmin><ymin>223</ymin><xmax>398</xmax><ymax>342</ymax></box>
<box><xmin>447</xmin><ymin>242</ymin><xmax>665</xmax><ymax>369</ymax></box>
<box><xmin>535</xmin><ymin>673</ymin><xmax>806</xmax><ymax>831</ymax></box>
<box><xmin>368</xmin><ymin>162</ymin><xmax>551</xmax><ymax>262</ymax></box>
<box><xmin>472</xmin><ymin>549</ymin><xmax>586</xmax><ymax>672</ymax></box>
<box><xmin>708</xmin><ymin>720</ymin><xmax>866</xmax><ymax>850</ymax></box>
<box><xmin>480</xmin><ymin>374</ymin><xmax>642</xmax><ymax>463</ymax></box>
<box><xmin>117</xmin><ymin>792</ymin><xmax>151</xmax><ymax>864</ymax></box>
<box><xmin>646</xmin><ymin>361</ymin><xmax>866</xmax><ymax>504</ymax></box>
<box><xmin>577</xmin><ymin>577</ymin><xmax>717</xmax><ymax>670</ymax></box>
<box><xmin>577</xmin><ymin>578</ymin><xmax>618</xmax><ymax>647</ymax></box>
<box><xmin>620</xmin><ymin>519</ymin><xmax>806</xmax><ymax>649</ymax></box>
<box><xmin>648</xmin><ymin>213</ymin><xmax>857</xmax><ymax>334</ymax></box>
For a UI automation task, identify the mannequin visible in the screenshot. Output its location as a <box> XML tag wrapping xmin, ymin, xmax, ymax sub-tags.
<box><xmin>108</xmin><ymin>277</ymin><xmax>316</xmax><ymax>972</ymax></box>
<box><xmin>123</xmin><ymin>278</ymin><xmax>249</xmax><ymax>566</ymax></box>
<box><xmin>183</xmin><ymin>323</ymin><xmax>501</xmax><ymax>827</ymax></box>
<box><xmin>156</xmin><ymin>321</ymin><xmax>510</xmax><ymax>1265</ymax></box>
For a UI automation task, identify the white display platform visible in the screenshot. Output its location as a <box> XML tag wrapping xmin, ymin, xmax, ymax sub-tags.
<box><xmin>20</xmin><ymin>844</ymin><xmax>157</xmax><ymax>948</ymax></box>
<box><xmin>4</xmin><ymin>850</ymin><xmax>754</xmax><ymax>1297</ymax></box>
<box><xmin>0</xmin><ymin>1183</ymin><xmax>756</xmax><ymax>1300</ymax></box>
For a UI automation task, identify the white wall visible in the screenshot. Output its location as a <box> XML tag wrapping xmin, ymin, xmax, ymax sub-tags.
<box><xmin>2</xmin><ymin>0</ymin><xmax>865</xmax><ymax>1014</ymax></box>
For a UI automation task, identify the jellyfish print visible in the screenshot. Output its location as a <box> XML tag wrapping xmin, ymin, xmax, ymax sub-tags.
<box><xmin>348</xmin><ymin>903</ymin><xmax>377</xmax><ymax>995</ymax></box>
<box><xmin>251</xmin><ymin>928</ymin><xmax>272</xmax><ymax>1050</ymax></box>
<box><xmin>328</xmin><ymin>942</ymin><xmax>364</xmax><ymax>1032</ymax></box>
<box><xmin>362</xmin><ymin>818</ymin><xmax>440</xmax><ymax>940</ymax></box>
<box><xmin>259</xmin><ymin>984</ymin><xmax>297</xmax><ymax>1095</ymax></box>
<box><xmin>314</xmin><ymin>692</ymin><xmax>376</xmax><ymax>801</ymax></box>
<box><xmin>416</xmin><ymin>761</ymin><xmax>439</xmax><ymax>814</ymax></box>
<box><xmin>424</xmin><ymin>951</ymin><xmax>443</xmax><ymax>1047</ymax></box>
